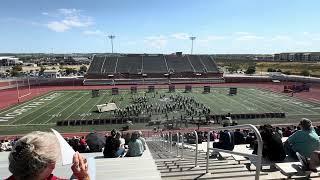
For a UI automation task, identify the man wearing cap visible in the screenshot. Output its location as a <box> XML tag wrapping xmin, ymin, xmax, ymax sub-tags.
<box><xmin>284</xmin><ymin>118</ymin><xmax>320</xmax><ymax>158</ymax></box>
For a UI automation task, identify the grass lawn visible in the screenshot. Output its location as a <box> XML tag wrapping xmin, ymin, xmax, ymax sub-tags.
<box><xmin>0</xmin><ymin>87</ymin><xmax>319</xmax><ymax>135</ymax></box>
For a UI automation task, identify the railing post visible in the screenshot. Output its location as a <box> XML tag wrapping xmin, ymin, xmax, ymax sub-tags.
<box><xmin>194</xmin><ymin>131</ymin><xmax>199</xmax><ymax>168</ymax></box>
<box><xmin>167</xmin><ymin>133</ymin><xmax>170</xmax><ymax>152</ymax></box>
<box><xmin>180</xmin><ymin>133</ymin><xmax>184</xmax><ymax>159</ymax></box>
<box><xmin>206</xmin><ymin>131</ymin><xmax>212</xmax><ymax>174</ymax></box>
<box><xmin>169</xmin><ymin>132</ymin><xmax>173</xmax><ymax>153</ymax></box>
<box><xmin>176</xmin><ymin>133</ymin><xmax>179</xmax><ymax>157</ymax></box>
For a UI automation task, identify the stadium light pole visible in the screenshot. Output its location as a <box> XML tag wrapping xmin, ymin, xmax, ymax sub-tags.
<box><xmin>189</xmin><ymin>36</ymin><xmax>196</xmax><ymax>55</ymax></box>
<box><xmin>108</xmin><ymin>35</ymin><xmax>116</xmax><ymax>54</ymax></box>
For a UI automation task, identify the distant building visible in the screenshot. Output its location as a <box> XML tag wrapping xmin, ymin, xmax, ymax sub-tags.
<box><xmin>0</xmin><ymin>56</ymin><xmax>22</xmax><ymax>66</ymax></box>
<box><xmin>43</xmin><ymin>69</ymin><xmax>61</xmax><ymax>78</ymax></box>
<box><xmin>276</xmin><ymin>52</ymin><xmax>320</xmax><ymax>61</ymax></box>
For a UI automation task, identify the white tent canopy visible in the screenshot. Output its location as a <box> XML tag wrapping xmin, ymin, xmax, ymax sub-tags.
<box><xmin>96</xmin><ymin>103</ymin><xmax>118</xmax><ymax>113</ymax></box>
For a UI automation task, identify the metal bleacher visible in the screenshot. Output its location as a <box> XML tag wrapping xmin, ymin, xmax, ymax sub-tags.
<box><xmin>143</xmin><ymin>55</ymin><xmax>168</xmax><ymax>74</ymax></box>
<box><xmin>101</xmin><ymin>56</ymin><xmax>117</xmax><ymax>74</ymax></box>
<box><xmin>166</xmin><ymin>55</ymin><xmax>194</xmax><ymax>73</ymax></box>
<box><xmin>116</xmin><ymin>56</ymin><xmax>143</xmax><ymax>74</ymax></box>
<box><xmin>85</xmin><ymin>54</ymin><xmax>224</xmax><ymax>84</ymax></box>
<box><xmin>200</xmin><ymin>55</ymin><xmax>219</xmax><ymax>72</ymax></box>
<box><xmin>87</xmin><ymin>56</ymin><xmax>105</xmax><ymax>75</ymax></box>
<box><xmin>187</xmin><ymin>55</ymin><xmax>207</xmax><ymax>73</ymax></box>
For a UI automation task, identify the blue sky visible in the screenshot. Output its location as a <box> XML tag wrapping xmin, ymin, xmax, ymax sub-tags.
<box><xmin>1</xmin><ymin>0</ymin><xmax>320</xmax><ymax>54</ymax></box>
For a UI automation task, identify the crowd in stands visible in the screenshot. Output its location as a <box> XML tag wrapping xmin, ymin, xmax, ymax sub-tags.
<box><xmin>184</xmin><ymin>118</ymin><xmax>320</xmax><ymax>170</ymax></box>
<box><xmin>3</xmin><ymin>117</ymin><xmax>320</xmax><ymax>179</ymax></box>
<box><xmin>0</xmin><ymin>139</ymin><xmax>18</xmax><ymax>152</ymax></box>
<box><xmin>103</xmin><ymin>129</ymin><xmax>146</xmax><ymax>158</ymax></box>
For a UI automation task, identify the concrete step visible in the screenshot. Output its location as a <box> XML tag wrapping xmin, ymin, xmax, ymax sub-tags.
<box><xmin>162</xmin><ymin>169</ymin><xmax>267</xmax><ymax>180</ymax></box>
<box><xmin>158</xmin><ymin>162</ymin><xmax>242</xmax><ymax>171</ymax></box>
<box><xmin>160</xmin><ymin>164</ymin><xmax>245</xmax><ymax>173</ymax></box>
<box><xmin>157</xmin><ymin>161</ymin><xmax>236</xmax><ymax>170</ymax></box>
<box><xmin>157</xmin><ymin>160</ymin><xmax>232</xmax><ymax>169</ymax></box>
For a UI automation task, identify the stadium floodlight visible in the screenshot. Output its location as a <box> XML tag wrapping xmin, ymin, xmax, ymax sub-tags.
<box><xmin>108</xmin><ymin>35</ymin><xmax>116</xmax><ymax>54</ymax></box>
<box><xmin>189</xmin><ymin>36</ymin><xmax>196</xmax><ymax>54</ymax></box>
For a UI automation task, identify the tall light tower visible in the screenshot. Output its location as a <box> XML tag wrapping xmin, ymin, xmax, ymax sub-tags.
<box><xmin>189</xmin><ymin>36</ymin><xmax>196</xmax><ymax>54</ymax></box>
<box><xmin>108</xmin><ymin>35</ymin><xmax>116</xmax><ymax>54</ymax></box>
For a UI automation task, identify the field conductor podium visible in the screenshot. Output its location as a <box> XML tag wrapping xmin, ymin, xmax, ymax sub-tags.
<box><xmin>169</xmin><ymin>85</ymin><xmax>175</xmax><ymax>93</ymax></box>
<box><xmin>229</xmin><ymin>87</ymin><xmax>237</xmax><ymax>95</ymax></box>
<box><xmin>112</xmin><ymin>88</ymin><xmax>119</xmax><ymax>95</ymax></box>
<box><xmin>203</xmin><ymin>86</ymin><xmax>210</xmax><ymax>93</ymax></box>
<box><xmin>92</xmin><ymin>90</ymin><xmax>100</xmax><ymax>97</ymax></box>
<box><xmin>185</xmin><ymin>85</ymin><xmax>192</xmax><ymax>93</ymax></box>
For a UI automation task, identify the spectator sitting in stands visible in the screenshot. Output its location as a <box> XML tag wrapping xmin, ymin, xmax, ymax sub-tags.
<box><xmin>275</xmin><ymin>127</ymin><xmax>283</xmax><ymax>138</ymax></box>
<box><xmin>283</xmin><ymin>126</ymin><xmax>293</xmax><ymax>137</ymax></box>
<box><xmin>103</xmin><ymin>129</ymin><xmax>121</xmax><ymax>158</ymax></box>
<box><xmin>284</xmin><ymin>118</ymin><xmax>320</xmax><ymax>159</ymax></box>
<box><xmin>127</xmin><ymin>131</ymin><xmax>144</xmax><ymax>157</ymax></box>
<box><xmin>124</xmin><ymin>132</ymin><xmax>131</xmax><ymax>145</ymax></box>
<box><xmin>79</xmin><ymin>136</ymin><xmax>88</xmax><ymax>153</ymax></box>
<box><xmin>212</xmin><ymin>130</ymin><xmax>235</xmax><ymax>151</ymax></box>
<box><xmin>138</xmin><ymin>131</ymin><xmax>146</xmax><ymax>150</ymax></box>
<box><xmin>254</xmin><ymin>124</ymin><xmax>286</xmax><ymax>161</ymax></box>
<box><xmin>234</xmin><ymin>129</ymin><xmax>245</xmax><ymax>145</ymax></box>
<box><xmin>115</xmin><ymin>131</ymin><xmax>126</xmax><ymax>157</ymax></box>
<box><xmin>6</xmin><ymin>131</ymin><xmax>89</xmax><ymax>180</ymax></box>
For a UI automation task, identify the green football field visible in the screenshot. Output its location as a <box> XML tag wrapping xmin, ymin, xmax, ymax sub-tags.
<box><xmin>0</xmin><ymin>87</ymin><xmax>320</xmax><ymax>135</ymax></box>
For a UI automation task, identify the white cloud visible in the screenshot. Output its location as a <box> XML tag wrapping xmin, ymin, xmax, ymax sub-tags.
<box><xmin>47</xmin><ymin>21</ymin><xmax>70</xmax><ymax>32</ymax></box>
<box><xmin>83</xmin><ymin>30</ymin><xmax>104</xmax><ymax>36</ymax></box>
<box><xmin>144</xmin><ymin>35</ymin><xmax>167</xmax><ymax>49</ymax></box>
<box><xmin>271</xmin><ymin>35</ymin><xmax>292</xmax><ymax>41</ymax></box>
<box><xmin>206</xmin><ymin>35</ymin><xmax>226</xmax><ymax>41</ymax></box>
<box><xmin>42</xmin><ymin>12</ymin><xmax>49</xmax><ymax>16</ymax></box>
<box><xmin>236</xmin><ymin>35</ymin><xmax>264</xmax><ymax>41</ymax></box>
<box><xmin>234</xmin><ymin>32</ymin><xmax>251</xmax><ymax>35</ymax></box>
<box><xmin>45</xmin><ymin>8</ymin><xmax>93</xmax><ymax>32</ymax></box>
<box><xmin>171</xmin><ymin>33</ymin><xmax>190</xmax><ymax>40</ymax></box>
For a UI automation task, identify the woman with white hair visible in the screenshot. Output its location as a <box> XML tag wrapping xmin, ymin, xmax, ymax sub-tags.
<box><xmin>6</xmin><ymin>131</ymin><xmax>89</xmax><ymax>180</ymax></box>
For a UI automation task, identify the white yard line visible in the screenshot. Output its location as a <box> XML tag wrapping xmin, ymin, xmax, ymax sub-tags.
<box><xmin>26</xmin><ymin>93</ymin><xmax>78</xmax><ymax>125</ymax></box>
<box><xmin>8</xmin><ymin>92</ymin><xmax>67</xmax><ymax>125</ymax></box>
<box><xmin>80</xmin><ymin>92</ymin><xmax>110</xmax><ymax>120</ymax></box>
<box><xmin>62</xmin><ymin>95</ymin><xmax>93</xmax><ymax>121</ymax></box>
<box><xmin>246</xmin><ymin>89</ymin><xmax>318</xmax><ymax>114</ymax></box>
<box><xmin>0</xmin><ymin>92</ymin><xmax>54</xmax><ymax>115</ymax></box>
<box><xmin>213</xmin><ymin>93</ymin><xmax>261</xmax><ymax>112</ymax></box>
<box><xmin>238</xmin><ymin>90</ymin><xmax>284</xmax><ymax>112</ymax></box>
<box><xmin>43</xmin><ymin>93</ymin><xmax>88</xmax><ymax>124</ymax></box>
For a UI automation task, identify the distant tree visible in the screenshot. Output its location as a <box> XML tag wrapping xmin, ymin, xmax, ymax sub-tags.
<box><xmin>39</xmin><ymin>66</ymin><xmax>46</xmax><ymax>75</ymax></box>
<box><xmin>10</xmin><ymin>69</ymin><xmax>19</xmax><ymax>77</ymax></box>
<box><xmin>276</xmin><ymin>69</ymin><xmax>282</xmax><ymax>72</ymax></box>
<box><xmin>51</xmin><ymin>67</ymin><xmax>56</xmax><ymax>70</ymax></box>
<box><xmin>65</xmin><ymin>68</ymin><xmax>77</xmax><ymax>75</ymax></box>
<box><xmin>283</xmin><ymin>70</ymin><xmax>291</xmax><ymax>75</ymax></box>
<box><xmin>267</xmin><ymin>68</ymin><xmax>275</xmax><ymax>72</ymax></box>
<box><xmin>12</xmin><ymin>65</ymin><xmax>22</xmax><ymax>71</ymax></box>
<box><xmin>300</xmin><ymin>70</ymin><xmax>310</xmax><ymax>76</ymax></box>
<box><xmin>79</xmin><ymin>65</ymin><xmax>87</xmax><ymax>73</ymax></box>
<box><xmin>245</xmin><ymin>65</ymin><xmax>256</xmax><ymax>74</ymax></box>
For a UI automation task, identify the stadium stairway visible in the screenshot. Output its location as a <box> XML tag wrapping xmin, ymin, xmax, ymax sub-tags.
<box><xmin>147</xmin><ymin>139</ymin><xmax>269</xmax><ymax>180</ymax></box>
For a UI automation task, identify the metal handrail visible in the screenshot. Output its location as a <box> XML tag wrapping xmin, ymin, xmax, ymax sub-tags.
<box><xmin>169</xmin><ymin>132</ymin><xmax>173</xmax><ymax>153</ymax></box>
<box><xmin>193</xmin><ymin>131</ymin><xmax>199</xmax><ymax>168</ymax></box>
<box><xmin>180</xmin><ymin>134</ymin><xmax>184</xmax><ymax>159</ymax></box>
<box><xmin>176</xmin><ymin>133</ymin><xmax>179</xmax><ymax>157</ymax></box>
<box><xmin>205</xmin><ymin>124</ymin><xmax>263</xmax><ymax>180</ymax></box>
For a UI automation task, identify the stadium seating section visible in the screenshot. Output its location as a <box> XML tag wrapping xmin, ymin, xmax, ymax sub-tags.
<box><xmin>86</xmin><ymin>54</ymin><xmax>223</xmax><ymax>82</ymax></box>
